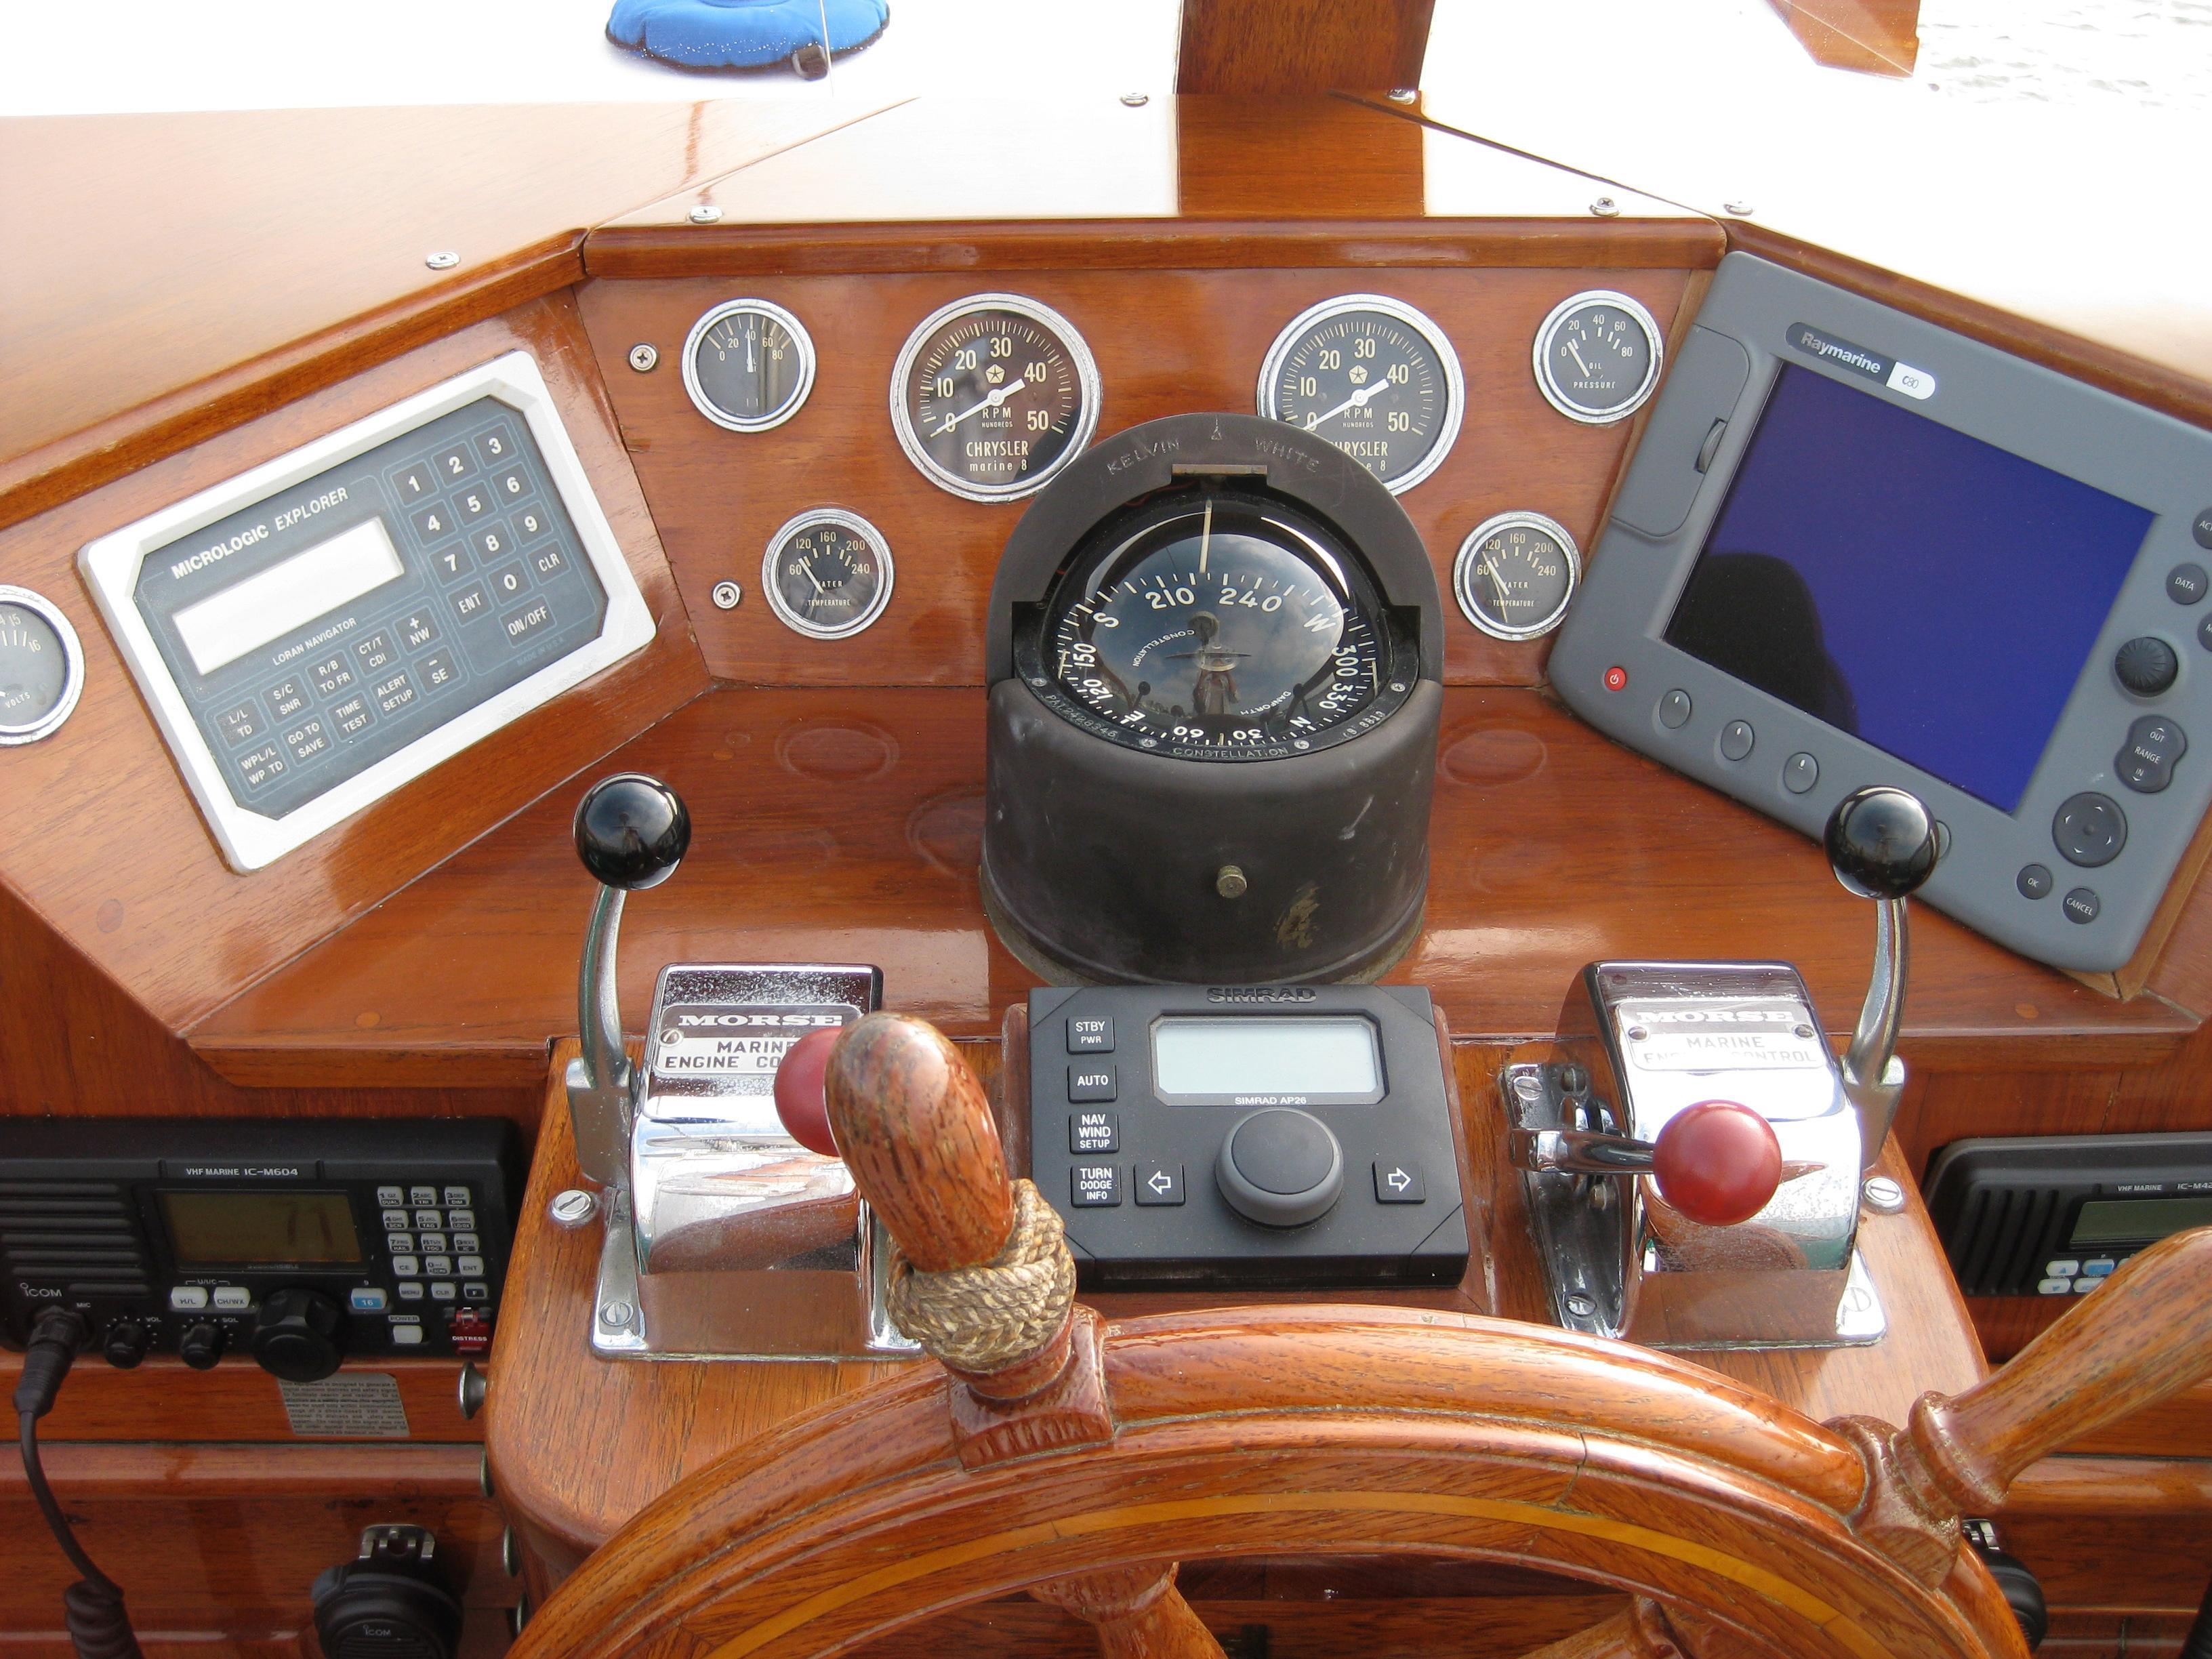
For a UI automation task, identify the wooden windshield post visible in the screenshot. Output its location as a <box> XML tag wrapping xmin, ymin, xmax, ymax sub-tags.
<box><xmin>1766</xmin><ymin>0</ymin><xmax>1920</xmax><ymax>76</ymax></box>
<box><xmin>1176</xmin><ymin>0</ymin><xmax>1435</xmax><ymax>94</ymax></box>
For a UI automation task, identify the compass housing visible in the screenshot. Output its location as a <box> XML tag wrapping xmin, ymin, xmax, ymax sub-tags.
<box><xmin>983</xmin><ymin>413</ymin><xmax>1443</xmax><ymax>985</ymax></box>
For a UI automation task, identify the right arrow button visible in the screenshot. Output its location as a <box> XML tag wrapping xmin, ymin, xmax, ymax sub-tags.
<box><xmin>1372</xmin><ymin>1161</ymin><xmax>1427</xmax><ymax>1204</ymax></box>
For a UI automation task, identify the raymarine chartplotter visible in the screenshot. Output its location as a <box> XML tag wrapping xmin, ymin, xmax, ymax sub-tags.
<box><xmin>1552</xmin><ymin>253</ymin><xmax>2212</xmax><ymax>973</ymax></box>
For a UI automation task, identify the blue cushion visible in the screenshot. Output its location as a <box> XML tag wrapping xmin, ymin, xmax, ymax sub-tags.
<box><xmin>609</xmin><ymin>0</ymin><xmax>889</xmax><ymax>68</ymax></box>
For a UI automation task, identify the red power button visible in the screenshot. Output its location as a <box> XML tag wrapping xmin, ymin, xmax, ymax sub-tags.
<box><xmin>1603</xmin><ymin>665</ymin><xmax>1629</xmax><ymax>692</ymax></box>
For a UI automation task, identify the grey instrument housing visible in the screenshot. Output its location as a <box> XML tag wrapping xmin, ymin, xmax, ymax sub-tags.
<box><xmin>1551</xmin><ymin>253</ymin><xmax>2212</xmax><ymax>972</ymax></box>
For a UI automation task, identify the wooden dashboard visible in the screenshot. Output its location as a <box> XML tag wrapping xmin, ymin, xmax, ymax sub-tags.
<box><xmin>4</xmin><ymin>91</ymin><xmax>2211</xmax><ymax>1656</ymax></box>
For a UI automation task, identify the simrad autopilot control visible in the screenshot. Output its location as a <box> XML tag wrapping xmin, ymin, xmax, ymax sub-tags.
<box><xmin>1027</xmin><ymin>984</ymin><xmax>1469</xmax><ymax>1289</ymax></box>
<box><xmin>0</xmin><ymin>1118</ymin><xmax>523</xmax><ymax>1378</ymax></box>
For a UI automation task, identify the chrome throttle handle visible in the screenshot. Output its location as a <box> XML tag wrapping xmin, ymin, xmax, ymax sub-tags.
<box><xmin>565</xmin><ymin>774</ymin><xmax>690</xmax><ymax>1186</ymax></box>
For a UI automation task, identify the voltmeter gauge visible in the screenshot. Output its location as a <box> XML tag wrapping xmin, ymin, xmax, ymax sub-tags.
<box><xmin>1452</xmin><ymin>512</ymin><xmax>1580</xmax><ymax>641</ymax></box>
<box><xmin>1256</xmin><ymin>295</ymin><xmax>1464</xmax><ymax>494</ymax></box>
<box><xmin>760</xmin><ymin>510</ymin><xmax>894</xmax><ymax>640</ymax></box>
<box><xmin>682</xmin><ymin>298</ymin><xmax>817</xmax><ymax>432</ymax></box>
<box><xmin>0</xmin><ymin>585</ymin><xmax>84</xmax><ymax>745</ymax></box>
<box><xmin>890</xmin><ymin>294</ymin><xmax>1100</xmax><ymax>501</ymax></box>
<box><xmin>1532</xmin><ymin>290</ymin><xmax>1664</xmax><ymax>425</ymax></box>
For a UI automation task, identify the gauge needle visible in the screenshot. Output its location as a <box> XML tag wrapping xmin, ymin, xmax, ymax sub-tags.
<box><xmin>934</xmin><ymin>380</ymin><xmax>1025</xmax><ymax>436</ymax></box>
<box><xmin>808</xmin><ymin>565</ymin><xmax>827</xmax><ymax>595</ymax></box>
<box><xmin>1482</xmin><ymin>557</ymin><xmax>1511</xmax><ymax>613</ymax></box>
<box><xmin>1568</xmin><ymin>341</ymin><xmax>1595</xmax><ymax>380</ymax></box>
<box><xmin>1198</xmin><ymin>497</ymin><xmax>1213</xmax><ymax>575</ymax></box>
<box><xmin>1302</xmin><ymin>378</ymin><xmax>1389</xmax><ymax>432</ymax></box>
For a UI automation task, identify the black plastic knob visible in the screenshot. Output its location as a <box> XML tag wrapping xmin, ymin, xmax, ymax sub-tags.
<box><xmin>2114</xmin><ymin>635</ymin><xmax>2179</xmax><ymax>697</ymax></box>
<box><xmin>573</xmin><ymin>774</ymin><xmax>691</xmax><ymax>891</ymax></box>
<box><xmin>178</xmin><ymin>1321</ymin><xmax>226</xmax><ymax>1370</ymax></box>
<box><xmin>103</xmin><ymin>1319</ymin><xmax>149</xmax><ymax>1370</ymax></box>
<box><xmin>1215</xmin><ymin>1108</ymin><xmax>1344</xmax><ymax>1228</ymax></box>
<box><xmin>251</xmin><ymin>1288</ymin><xmax>344</xmax><ymax>1382</ymax></box>
<box><xmin>1824</xmin><ymin>785</ymin><xmax>1939</xmax><ymax>901</ymax></box>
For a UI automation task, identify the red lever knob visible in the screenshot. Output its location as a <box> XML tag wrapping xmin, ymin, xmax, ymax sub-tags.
<box><xmin>773</xmin><ymin>1027</ymin><xmax>842</xmax><ymax>1158</ymax></box>
<box><xmin>1651</xmin><ymin>1099</ymin><xmax>1782</xmax><ymax>1227</ymax></box>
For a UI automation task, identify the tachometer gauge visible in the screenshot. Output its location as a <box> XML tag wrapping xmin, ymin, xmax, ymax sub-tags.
<box><xmin>761</xmin><ymin>510</ymin><xmax>894</xmax><ymax>640</ymax></box>
<box><xmin>1452</xmin><ymin>511</ymin><xmax>1580</xmax><ymax>640</ymax></box>
<box><xmin>1532</xmin><ymin>290</ymin><xmax>1663</xmax><ymax>425</ymax></box>
<box><xmin>681</xmin><ymin>299</ymin><xmax>817</xmax><ymax>432</ymax></box>
<box><xmin>1256</xmin><ymin>295</ymin><xmax>1464</xmax><ymax>493</ymax></box>
<box><xmin>890</xmin><ymin>294</ymin><xmax>1100</xmax><ymax>500</ymax></box>
<box><xmin>0</xmin><ymin>585</ymin><xmax>84</xmax><ymax>745</ymax></box>
<box><xmin>1019</xmin><ymin>484</ymin><xmax>1413</xmax><ymax>762</ymax></box>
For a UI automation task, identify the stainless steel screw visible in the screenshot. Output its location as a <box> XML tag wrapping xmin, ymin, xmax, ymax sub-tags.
<box><xmin>628</xmin><ymin>343</ymin><xmax>659</xmax><ymax>372</ymax></box>
<box><xmin>1564</xmin><ymin>1292</ymin><xmax>1597</xmax><ymax>1318</ymax></box>
<box><xmin>600</xmin><ymin>1299</ymin><xmax>634</xmax><ymax>1327</ymax></box>
<box><xmin>1627</xmin><ymin>1025</ymin><xmax>1649</xmax><ymax>1042</ymax></box>
<box><xmin>456</xmin><ymin>1361</ymin><xmax>487</xmax><ymax>1420</ymax></box>
<box><xmin>688</xmin><ymin>203</ymin><xmax>723</xmax><ymax>225</ymax></box>
<box><xmin>549</xmin><ymin>1188</ymin><xmax>598</xmax><ymax>1229</ymax></box>
<box><xmin>1724</xmin><ymin>200</ymin><xmax>1756</xmax><ymax>216</ymax></box>
<box><xmin>1862</xmin><ymin>1175</ymin><xmax>1908</xmax><ymax>1214</ymax></box>
<box><xmin>711</xmin><ymin>580</ymin><xmax>742</xmax><ymax>610</ymax></box>
<box><xmin>1794</xmin><ymin>1024</ymin><xmax>1816</xmax><ymax>1039</ymax></box>
<box><xmin>425</xmin><ymin>251</ymin><xmax>460</xmax><ymax>270</ymax></box>
<box><xmin>1120</xmin><ymin>91</ymin><xmax>1149</xmax><ymax>106</ymax></box>
<box><xmin>1512</xmin><ymin>1071</ymin><xmax>1543</xmax><ymax>1101</ymax></box>
<box><xmin>1589</xmin><ymin>197</ymin><xmax>1620</xmax><ymax>218</ymax></box>
<box><xmin>1387</xmin><ymin>87</ymin><xmax>1418</xmax><ymax>104</ymax></box>
<box><xmin>1216</xmin><ymin>865</ymin><xmax>1248</xmax><ymax>899</ymax></box>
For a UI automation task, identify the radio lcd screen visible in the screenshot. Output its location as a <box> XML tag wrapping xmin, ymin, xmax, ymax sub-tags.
<box><xmin>161</xmin><ymin>1189</ymin><xmax>364</xmax><ymax>1266</ymax></box>
<box><xmin>1663</xmin><ymin>365</ymin><xmax>2155</xmax><ymax>812</ymax></box>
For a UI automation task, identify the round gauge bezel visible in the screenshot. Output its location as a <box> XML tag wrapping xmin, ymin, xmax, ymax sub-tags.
<box><xmin>1531</xmin><ymin>289</ymin><xmax>1665</xmax><ymax>426</ymax></box>
<box><xmin>1452</xmin><ymin>510</ymin><xmax>1582</xmax><ymax>642</ymax></box>
<box><xmin>760</xmin><ymin>508</ymin><xmax>897</xmax><ymax>641</ymax></box>
<box><xmin>0</xmin><ymin>584</ymin><xmax>84</xmax><ymax>745</ymax></box>
<box><xmin>1254</xmin><ymin>293</ymin><xmax>1467</xmax><ymax>495</ymax></box>
<box><xmin>1014</xmin><ymin>483</ymin><xmax>1422</xmax><ymax>764</ymax></box>
<box><xmin>680</xmin><ymin>298</ymin><xmax>819</xmax><ymax>434</ymax></box>
<box><xmin>888</xmin><ymin>293</ymin><xmax>1103</xmax><ymax>502</ymax></box>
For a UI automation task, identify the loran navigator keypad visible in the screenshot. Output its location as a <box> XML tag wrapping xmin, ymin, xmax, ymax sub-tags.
<box><xmin>1028</xmin><ymin>985</ymin><xmax>1469</xmax><ymax>1290</ymax></box>
<box><xmin>80</xmin><ymin>352</ymin><xmax>655</xmax><ymax>872</ymax></box>
<box><xmin>126</xmin><ymin>396</ymin><xmax>608</xmax><ymax>819</ymax></box>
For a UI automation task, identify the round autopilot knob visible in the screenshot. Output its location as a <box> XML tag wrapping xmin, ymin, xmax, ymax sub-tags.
<box><xmin>2115</xmin><ymin>635</ymin><xmax>2179</xmax><ymax>697</ymax></box>
<box><xmin>251</xmin><ymin>1288</ymin><xmax>344</xmax><ymax>1382</ymax></box>
<box><xmin>573</xmin><ymin>773</ymin><xmax>691</xmax><ymax>890</ymax></box>
<box><xmin>1824</xmin><ymin>785</ymin><xmax>1938</xmax><ymax>901</ymax></box>
<box><xmin>1216</xmin><ymin>1108</ymin><xmax>1344</xmax><ymax>1228</ymax></box>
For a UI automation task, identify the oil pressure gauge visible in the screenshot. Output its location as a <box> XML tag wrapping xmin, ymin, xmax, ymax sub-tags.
<box><xmin>0</xmin><ymin>586</ymin><xmax>84</xmax><ymax>745</ymax></box>
<box><xmin>761</xmin><ymin>510</ymin><xmax>894</xmax><ymax>640</ymax></box>
<box><xmin>1452</xmin><ymin>512</ymin><xmax>1580</xmax><ymax>640</ymax></box>
<box><xmin>1532</xmin><ymin>290</ymin><xmax>1664</xmax><ymax>425</ymax></box>
<box><xmin>1257</xmin><ymin>295</ymin><xmax>1463</xmax><ymax>493</ymax></box>
<box><xmin>682</xmin><ymin>299</ymin><xmax>817</xmax><ymax>432</ymax></box>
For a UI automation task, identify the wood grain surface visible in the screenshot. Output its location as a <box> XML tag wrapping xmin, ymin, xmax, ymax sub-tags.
<box><xmin>1178</xmin><ymin>0</ymin><xmax>1435</xmax><ymax>93</ymax></box>
<box><xmin>577</xmin><ymin>266</ymin><xmax>1697</xmax><ymax>689</ymax></box>
<box><xmin>0</xmin><ymin>1350</ymin><xmax>481</xmax><ymax>1443</ymax></box>
<box><xmin>0</xmin><ymin>101</ymin><xmax>893</xmax><ymax>529</ymax></box>
<box><xmin>190</xmin><ymin>686</ymin><xmax>2193</xmax><ymax>1089</ymax></box>
<box><xmin>1766</xmin><ymin>0</ymin><xmax>1921</xmax><ymax>75</ymax></box>
<box><xmin>0</xmin><ymin>295</ymin><xmax>708</xmax><ymax>1110</ymax></box>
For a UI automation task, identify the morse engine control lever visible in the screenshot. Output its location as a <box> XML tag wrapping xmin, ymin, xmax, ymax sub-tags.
<box><xmin>566</xmin><ymin>773</ymin><xmax>691</xmax><ymax>1185</ymax></box>
<box><xmin>1511</xmin><ymin>1097</ymin><xmax>1784</xmax><ymax>1228</ymax></box>
<box><xmin>1824</xmin><ymin>786</ymin><xmax>1939</xmax><ymax>1171</ymax></box>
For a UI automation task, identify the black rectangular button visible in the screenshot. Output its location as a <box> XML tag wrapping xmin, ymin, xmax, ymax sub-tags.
<box><xmin>237</xmin><ymin>741</ymin><xmax>287</xmax><ymax>791</ymax></box>
<box><xmin>1071</xmin><ymin>1165</ymin><xmax>1120</xmax><ymax>1207</ymax></box>
<box><xmin>1068</xmin><ymin>1064</ymin><xmax>1116</xmax><ymax>1103</ymax></box>
<box><xmin>216</xmin><ymin>702</ymin><xmax>262</xmax><ymax>746</ymax></box>
<box><xmin>1373</xmin><ymin>1161</ymin><xmax>1427</xmax><ymax>1204</ymax></box>
<box><xmin>372</xmin><ymin>670</ymin><xmax>417</xmax><ymax>717</ymax></box>
<box><xmin>492</xmin><ymin>467</ymin><xmax>531</xmax><ymax>506</ymax></box>
<box><xmin>501</xmin><ymin>597</ymin><xmax>554</xmax><ymax>644</ymax></box>
<box><xmin>409</xmin><ymin>501</ymin><xmax>457</xmax><ymax>543</ymax></box>
<box><xmin>474</xmin><ymin>428</ymin><xmax>518</xmax><ymax>468</ymax></box>
<box><xmin>451</xmin><ymin>581</ymin><xmax>493</xmax><ymax>623</ymax></box>
<box><xmin>432</xmin><ymin>443</ymin><xmax>476</xmax><ymax>485</ymax></box>
<box><xmin>397</xmin><ymin>609</ymin><xmax>441</xmax><ymax>652</ymax></box>
<box><xmin>391</xmin><ymin>462</ymin><xmax>438</xmax><ymax>501</ymax></box>
<box><xmin>1134</xmin><ymin>1164</ymin><xmax>1184</xmax><ymax>1206</ymax></box>
<box><xmin>354</xmin><ymin>630</ymin><xmax>399</xmax><ymax>672</ymax></box>
<box><xmin>429</xmin><ymin>541</ymin><xmax>472</xmax><ymax>583</ymax></box>
<box><xmin>416</xmin><ymin>649</ymin><xmax>460</xmax><ymax>694</ymax></box>
<box><xmin>1067</xmin><ymin>1017</ymin><xmax>1114</xmax><ymax>1053</ymax></box>
<box><xmin>328</xmin><ymin>692</ymin><xmax>374</xmax><ymax>739</ymax></box>
<box><xmin>264</xmin><ymin>676</ymin><xmax>309</xmax><ymax>722</ymax></box>
<box><xmin>529</xmin><ymin>541</ymin><xmax>570</xmax><ymax>580</ymax></box>
<box><xmin>283</xmin><ymin>717</ymin><xmax>331</xmax><ymax>765</ymax></box>
<box><xmin>1070</xmin><ymin>1111</ymin><xmax>1118</xmax><ymax>1154</ymax></box>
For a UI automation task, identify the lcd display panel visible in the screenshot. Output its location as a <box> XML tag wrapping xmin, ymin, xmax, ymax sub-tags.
<box><xmin>2068</xmin><ymin>1194</ymin><xmax>2212</xmax><ymax>1247</ymax></box>
<box><xmin>1664</xmin><ymin>365</ymin><xmax>2156</xmax><ymax>812</ymax></box>
<box><xmin>1152</xmin><ymin>1016</ymin><xmax>1382</xmax><ymax>1102</ymax></box>
<box><xmin>171</xmin><ymin>517</ymin><xmax>406</xmax><ymax>675</ymax></box>
<box><xmin>161</xmin><ymin>1189</ymin><xmax>363</xmax><ymax>1265</ymax></box>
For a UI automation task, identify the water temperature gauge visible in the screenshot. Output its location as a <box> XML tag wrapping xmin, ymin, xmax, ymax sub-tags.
<box><xmin>761</xmin><ymin>510</ymin><xmax>895</xmax><ymax>640</ymax></box>
<box><xmin>1452</xmin><ymin>512</ymin><xmax>1580</xmax><ymax>641</ymax></box>
<box><xmin>0</xmin><ymin>585</ymin><xmax>84</xmax><ymax>745</ymax></box>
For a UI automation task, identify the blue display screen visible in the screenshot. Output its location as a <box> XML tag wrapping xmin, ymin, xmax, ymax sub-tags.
<box><xmin>1664</xmin><ymin>365</ymin><xmax>2154</xmax><ymax>811</ymax></box>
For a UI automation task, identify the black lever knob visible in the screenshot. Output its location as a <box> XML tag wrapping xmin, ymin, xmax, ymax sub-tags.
<box><xmin>1824</xmin><ymin>785</ymin><xmax>1938</xmax><ymax>901</ymax></box>
<box><xmin>573</xmin><ymin>774</ymin><xmax>691</xmax><ymax>891</ymax></box>
<box><xmin>251</xmin><ymin>1288</ymin><xmax>344</xmax><ymax>1382</ymax></box>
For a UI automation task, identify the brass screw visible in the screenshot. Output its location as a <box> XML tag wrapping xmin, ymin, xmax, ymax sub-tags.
<box><xmin>1216</xmin><ymin>865</ymin><xmax>1248</xmax><ymax>899</ymax></box>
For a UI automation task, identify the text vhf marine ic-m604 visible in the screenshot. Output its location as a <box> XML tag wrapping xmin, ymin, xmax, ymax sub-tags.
<box><xmin>1502</xmin><ymin>785</ymin><xmax>1938</xmax><ymax>1350</ymax></box>
<box><xmin>563</xmin><ymin>773</ymin><xmax>912</xmax><ymax>1360</ymax></box>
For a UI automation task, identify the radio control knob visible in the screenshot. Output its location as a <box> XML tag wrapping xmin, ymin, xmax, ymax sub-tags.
<box><xmin>250</xmin><ymin>1288</ymin><xmax>344</xmax><ymax>1382</ymax></box>
<box><xmin>178</xmin><ymin>1322</ymin><xmax>226</xmax><ymax>1370</ymax></box>
<box><xmin>103</xmin><ymin>1319</ymin><xmax>150</xmax><ymax>1369</ymax></box>
<box><xmin>2115</xmin><ymin>635</ymin><xmax>2179</xmax><ymax>697</ymax></box>
<box><xmin>1216</xmin><ymin>1108</ymin><xmax>1345</xmax><ymax>1228</ymax></box>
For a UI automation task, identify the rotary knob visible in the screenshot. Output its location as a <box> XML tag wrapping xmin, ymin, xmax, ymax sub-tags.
<box><xmin>178</xmin><ymin>1322</ymin><xmax>226</xmax><ymax>1370</ymax></box>
<box><xmin>2114</xmin><ymin>636</ymin><xmax>2179</xmax><ymax>698</ymax></box>
<box><xmin>103</xmin><ymin>1319</ymin><xmax>150</xmax><ymax>1370</ymax></box>
<box><xmin>1215</xmin><ymin>1108</ymin><xmax>1345</xmax><ymax>1228</ymax></box>
<box><xmin>250</xmin><ymin>1288</ymin><xmax>344</xmax><ymax>1382</ymax></box>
